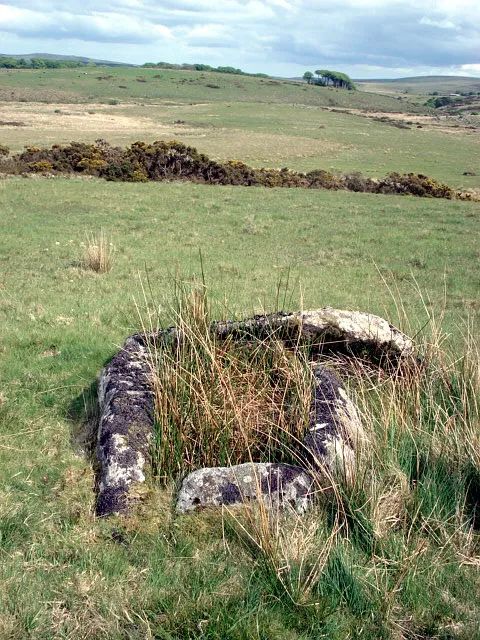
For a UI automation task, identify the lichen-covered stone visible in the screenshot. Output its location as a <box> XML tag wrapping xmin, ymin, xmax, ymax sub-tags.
<box><xmin>176</xmin><ymin>462</ymin><xmax>314</xmax><ymax>514</ymax></box>
<box><xmin>214</xmin><ymin>307</ymin><xmax>413</xmax><ymax>361</ymax></box>
<box><xmin>303</xmin><ymin>366</ymin><xmax>366</xmax><ymax>483</ymax></box>
<box><xmin>96</xmin><ymin>334</ymin><xmax>154</xmax><ymax>515</ymax></box>
<box><xmin>96</xmin><ymin>308</ymin><xmax>413</xmax><ymax>516</ymax></box>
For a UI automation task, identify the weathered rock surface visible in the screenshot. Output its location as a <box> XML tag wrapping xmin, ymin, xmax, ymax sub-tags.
<box><xmin>96</xmin><ymin>334</ymin><xmax>154</xmax><ymax>515</ymax></box>
<box><xmin>96</xmin><ymin>308</ymin><xmax>413</xmax><ymax>516</ymax></box>
<box><xmin>303</xmin><ymin>366</ymin><xmax>366</xmax><ymax>483</ymax></box>
<box><xmin>214</xmin><ymin>307</ymin><xmax>414</xmax><ymax>361</ymax></box>
<box><xmin>176</xmin><ymin>462</ymin><xmax>314</xmax><ymax>514</ymax></box>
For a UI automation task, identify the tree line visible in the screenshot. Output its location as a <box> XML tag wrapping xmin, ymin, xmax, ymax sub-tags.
<box><xmin>303</xmin><ymin>69</ymin><xmax>355</xmax><ymax>90</ymax></box>
<box><xmin>142</xmin><ymin>61</ymin><xmax>268</xmax><ymax>77</ymax></box>
<box><xmin>0</xmin><ymin>57</ymin><xmax>92</xmax><ymax>69</ymax></box>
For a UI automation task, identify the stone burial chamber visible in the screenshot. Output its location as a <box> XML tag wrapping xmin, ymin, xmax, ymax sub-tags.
<box><xmin>96</xmin><ymin>308</ymin><xmax>414</xmax><ymax>517</ymax></box>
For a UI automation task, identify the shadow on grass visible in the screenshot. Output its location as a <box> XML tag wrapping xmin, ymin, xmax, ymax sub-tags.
<box><xmin>67</xmin><ymin>378</ymin><xmax>99</xmax><ymax>463</ymax></box>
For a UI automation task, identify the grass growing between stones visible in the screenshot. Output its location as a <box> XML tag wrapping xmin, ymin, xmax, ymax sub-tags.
<box><xmin>0</xmin><ymin>176</ymin><xmax>479</xmax><ymax>637</ymax></box>
<box><xmin>222</xmin><ymin>324</ymin><xmax>480</xmax><ymax>638</ymax></box>
<box><xmin>147</xmin><ymin>287</ymin><xmax>312</xmax><ymax>482</ymax></box>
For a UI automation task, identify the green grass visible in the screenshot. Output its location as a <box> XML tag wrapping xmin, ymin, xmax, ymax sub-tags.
<box><xmin>2</xmin><ymin>101</ymin><xmax>479</xmax><ymax>192</ymax></box>
<box><xmin>0</xmin><ymin>66</ymin><xmax>427</xmax><ymax>112</ymax></box>
<box><xmin>357</xmin><ymin>76</ymin><xmax>480</xmax><ymax>101</ymax></box>
<box><xmin>0</xmin><ymin>176</ymin><xmax>479</xmax><ymax>637</ymax></box>
<box><xmin>0</xmin><ymin>68</ymin><xmax>479</xmax><ymax>638</ymax></box>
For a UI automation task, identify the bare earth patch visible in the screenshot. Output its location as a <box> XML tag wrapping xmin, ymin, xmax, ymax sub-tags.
<box><xmin>327</xmin><ymin>107</ymin><xmax>480</xmax><ymax>136</ymax></box>
<box><xmin>0</xmin><ymin>102</ymin><xmax>190</xmax><ymax>137</ymax></box>
<box><xmin>0</xmin><ymin>101</ymin><xmax>348</xmax><ymax>166</ymax></box>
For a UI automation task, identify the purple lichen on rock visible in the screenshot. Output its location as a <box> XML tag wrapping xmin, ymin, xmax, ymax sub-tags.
<box><xmin>96</xmin><ymin>308</ymin><xmax>413</xmax><ymax>516</ymax></box>
<box><xmin>175</xmin><ymin>462</ymin><xmax>314</xmax><ymax>514</ymax></box>
<box><xmin>96</xmin><ymin>334</ymin><xmax>154</xmax><ymax>515</ymax></box>
<box><xmin>302</xmin><ymin>366</ymin><xmax>366</xmax><ymax>483</ymax></box>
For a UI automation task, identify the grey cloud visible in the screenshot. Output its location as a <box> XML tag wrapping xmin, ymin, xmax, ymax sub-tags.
<box><xmin>0</xmin><ymin>0</ymin><xmax>479</xmax><ymax>74</ymax></box>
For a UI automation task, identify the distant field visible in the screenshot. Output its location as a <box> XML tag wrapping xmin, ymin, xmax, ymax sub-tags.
<box><xmin>0</xmin><ymin>66</ymin><xmax>426</xmax><ymax>112</ymax></box>
<box><xmin>357</xmin><ymin>75</ymin><xmax>480</xmax><ymax>97</ymax></box>
<box><xmin>1</xmin><ymin>100</ymin><xmax>479</xmax><ymax>190</ymax></box>
<box><xmin>357</xmin><ymin>76</ymin><xmax>480</xmax><ymax>125</ymax></box>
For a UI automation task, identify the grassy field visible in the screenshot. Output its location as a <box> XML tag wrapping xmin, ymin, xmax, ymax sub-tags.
<box><xmin>357</xmin><ymin>75</ymin><xmax>480</xmax><ymax>98</ymax></box>
<box><xmin>0</xmin><ymin>177</ymin><xmax>479</xmax><ymax>638</ymax></box>
<box><xmin>0</xmin><ymin>67</ymin><xmax>479</xmax><ymax>639</ymax></box>
<box><xmin>1</xmin><ymin>102</ymin><xmax>479</xmax><ymax>190</ymax></box>
<box><xmin>357</xmin><ymin>76</ymin><xmax>480</xmax><ymax>121</ymax></box>
<box><xmin>0</xmin><ymin>66</ymin><xmax>428</xmax><ymax>111</ymax></box>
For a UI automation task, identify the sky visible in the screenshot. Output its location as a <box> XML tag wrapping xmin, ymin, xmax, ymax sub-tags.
<box><xmin>0</xmin><ymin>0</ymin><xmax>479</xmax><ymax>78</ymax></box>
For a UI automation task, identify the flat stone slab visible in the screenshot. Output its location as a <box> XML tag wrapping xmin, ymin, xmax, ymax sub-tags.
<box><xmin>213</xmin><ymin>307</ymin><xmax>414</xmax><ymax>361</ymax></box>
<box><xmin>176</xmin><ymin>462</ymin><xmax>314</xmax><ymax>514</ymax></box>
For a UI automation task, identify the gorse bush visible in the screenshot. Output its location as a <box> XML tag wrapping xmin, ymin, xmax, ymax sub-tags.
<box><xmin>0</xmin><ymin>139</ymin><xmax>464</xmax><ymax>199</ymax></box>
<box><xmin>376</xmin><ymin>172</ymin><xmax>455</xmax><ymax>198</ymax></box>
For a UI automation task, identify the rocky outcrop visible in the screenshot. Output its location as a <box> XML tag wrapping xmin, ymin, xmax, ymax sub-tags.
<box><xmin>214</xmin><ymin>308</ymin><xmax>414</xmax><ymax>362</ymax></box>
<box><xmin>176</xmin><ymin>462</ymin><xmax>314</xmax><ymax>514</ymax></box>
<box><xmin>96</xmin><ymin>308</ymin><xmax>413</xmax><ymax>516</ymax></box>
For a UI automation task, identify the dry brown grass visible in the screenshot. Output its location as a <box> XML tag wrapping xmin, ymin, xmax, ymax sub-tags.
<box><xmin>148</xmin><ymin>288</ymin><xmax>312</xmax><ymax>481</ymax></box>
<box><xmin>81</xmin><ymin>230</ymin><xmax>114</xmax><ymax>273</ymax></box>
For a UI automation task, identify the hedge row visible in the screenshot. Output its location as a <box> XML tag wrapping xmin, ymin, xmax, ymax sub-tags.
<box><xmin>0</xmin><ymin>139</ymin><xmax>463</xmax><ymax>199</ymax></box>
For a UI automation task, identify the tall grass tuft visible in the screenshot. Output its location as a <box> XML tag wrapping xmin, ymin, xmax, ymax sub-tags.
<box><xmin>134</xmin><ymin>281</ymin><xmax>479</xmax><ymax>634</ymax></box>
<box><xmin>222</xmin><ymin>319</ymin><xmax>480</xmax><ymax>633</ymax></box>
<box><xmin>81</xmin><ymin>230</ymin><xmax>115</xmax><ymax>273</ymax></box>
<box><xmin>147</xmin><ymin>285</ymin><xmax>313</xmax><ymax>482</ymax></box>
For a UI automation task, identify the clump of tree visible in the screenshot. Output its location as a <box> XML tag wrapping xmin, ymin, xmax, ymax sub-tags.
<box><xmin>0</xmin><ymin>56</ymin><xmax>93</xmax><ymax>69</ymax></box>
<box><xmin>303</xmin><ymin>71</ymin><xmax>314</xmax><ymax>84</ymax></box>
<box><xmin>425</xmin><ymin>95</ymin><xmax>456</xmax><ymax>109</ymax></box>
<box><xmin>142</xmin><ymin>61</ymin><xmax>268</xmax><ymax>77</ymax></box>
<box><xmin>303</xmin><ymin>69</ymin><xmax>355</xmax><ymax>90</ymax></box>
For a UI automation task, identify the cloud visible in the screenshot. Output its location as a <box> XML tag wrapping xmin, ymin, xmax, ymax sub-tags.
<box><xmin>0</xmin><ymin>0</ymin><xmax>479</xmax><ymax>76</ymax></box>
<box><xmin>0</xmin><ymin>3</ymin><xmax>172</xmax><ymax>44</ymax></box>
<box><xmin>419</xmin><ymin>17</ymin><xmax>457</xmax><ymax>30</ymax></box>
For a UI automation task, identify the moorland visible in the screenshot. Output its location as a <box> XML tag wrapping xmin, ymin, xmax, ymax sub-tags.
<box><xmin>0</xmin><ymin>65</ymin><xmax>479</xmax><ymax>639</ymax></box>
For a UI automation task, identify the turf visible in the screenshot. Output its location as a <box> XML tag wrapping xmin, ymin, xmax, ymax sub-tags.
<box><xmin>0</xmin><ymin>65</ymin><xmax>479</xmax><ymax>638</ymax></box>
<box><xmin>0</xmin><ymin>177</ymin><xmax>479</xmax><ymax>637</ymax></box>
<box><xmin>0</xmin><ymin>66</ymin><xmax>426</xmax><ymax>111</ymax></box>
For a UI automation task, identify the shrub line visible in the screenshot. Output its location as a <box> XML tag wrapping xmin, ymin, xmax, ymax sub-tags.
<box><xmin>0</xmin><ymin>139</ymin><xmax>471</xmax><ymax>200</ymax></box>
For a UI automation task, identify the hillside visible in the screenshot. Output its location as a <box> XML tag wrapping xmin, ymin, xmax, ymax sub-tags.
<box><xmin>0</xmin><ymin>52</ymin><xmax>133</xmax><ymax>67</ymax></box>
<box><xmin>357</xmin><ymin>75</ymin><xmax>480</xmax><ymax>96</ymax></box>
<box><xmin>0</xmin><ymin>66</ymin><xmax>428</xmax><ymax>112</ymax></box>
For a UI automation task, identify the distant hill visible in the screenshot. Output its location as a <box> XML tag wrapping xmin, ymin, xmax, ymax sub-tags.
<box><xmin>356</xmin><ymin>75</ymin><xmax>480</xmax><ymax>96</ymax></box>
<box><xmin>0</xmin><ymin>53</ymin><xmax>134</xmax><ymax>67</ymax></box>
<box><xmin>355</xmin><ymin>75</ymin><xmax>480</xmax><ymax>83</ymax></box>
